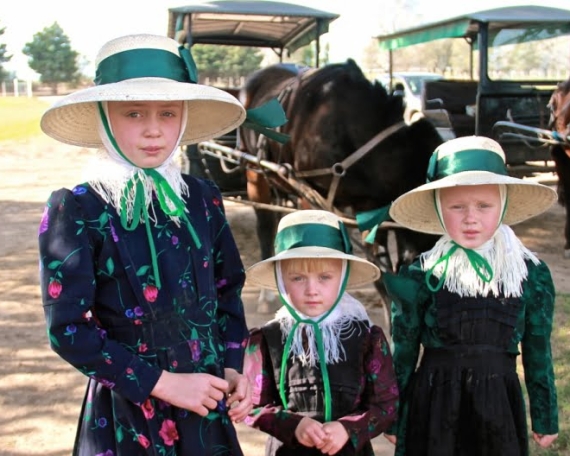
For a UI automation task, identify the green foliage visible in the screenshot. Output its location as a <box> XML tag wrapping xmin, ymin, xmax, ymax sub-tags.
<box><xmin>22</xmin><ymin>22</ymin><xmax>79</xmax><ymax>94</ymax></box>
<box><xmin>190</xmin><ymin>45</ymin><xmax>263</xmax><ymax>84</ymax></box>
<box><xmin>0</xmin><ymin>23</ymin><xmax>12</xmax><ymax>82</ymax></box>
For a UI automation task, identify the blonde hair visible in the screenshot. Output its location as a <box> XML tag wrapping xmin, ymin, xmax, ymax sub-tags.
<box><xmin>280</xmin><ymin>258</ymin><xmax>343</xmax><ymax>275</ymax></box>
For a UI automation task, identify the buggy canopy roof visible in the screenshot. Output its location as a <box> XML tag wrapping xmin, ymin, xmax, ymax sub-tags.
<box><xmin>167</xmin><ymin>0</ymin><xmax>339</xmax><ymax>54</ymax></box>
<box><xmin>376</xmin><ymin>5</ymin><xmax>570</xmax><ymax>50</ymax></box>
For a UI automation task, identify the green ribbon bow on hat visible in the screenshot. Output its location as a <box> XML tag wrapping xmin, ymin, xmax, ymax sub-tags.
<box><xmin>355</xmin><ymin>205</ymin><xmax>392</xmax><ymax>244</ymax></box>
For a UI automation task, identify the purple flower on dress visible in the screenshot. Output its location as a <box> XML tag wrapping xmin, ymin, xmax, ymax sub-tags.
<box><xmin>95</xmin><ymin>451</ymin><xmax>114</xmax><ymax>456</ymax></box>
<box><xmin>134</xmin><ymin>306</ymin><xmax>144</xmax><ymax>317</ymax></box>
<box><xmin>72</xmin><ymin>186</ymin><xmax>87</xmax><ymax>195</ymax></box>
<box><xmin>171</xmin><ymin>235</ymin><xmax>179</xmax><ymax>246</ymax></box>
<box><xmin>216</xmin><ymin>278</ymin><xmax>228</xmax><ymax>289</ymax></box>
<box><xmin>226</xmin><ymin>341</ymin><xmax>241</xmax><ymax>349</ymax></box>
<box><xmin>39</xmin><ymin>206</ymin><xmax>49</xmax><ymax>234</ymax></box>
<box><xmin>109</xmin><ymin>219</ymin><xmax>119</xmax><ymax>243</ymax></box>
<box><xmin>97</xmin><ymin>417</ymin><xmax>108</xmax><ymax>428</ymax></box>
<box><xmin>188</xmin><ymin>339</ymin><xmax>201</xmax><ymax>362</ymax></box>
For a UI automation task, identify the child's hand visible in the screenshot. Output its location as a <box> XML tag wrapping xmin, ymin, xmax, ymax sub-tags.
<box><xmin>384</xmin><ymin>434</ymin><xmax>397</xmax><ymax>445</ymax></box>
<box><xmin>295</xmin><ymin>417</ymin><xmax>327</xmax><ymax>448</ymax></box>
<box><xmin>320</xmin><ymin>421</ymin><xmax>349</xmax><ymax>454</ymax></box>
<box><xmin>224</xmin><ymin>368</ymin><xmax>252</xmax><ymax>423</ymax></box>
<box><xmin>151</xmin><ymin>371</ymin><xmax>228</xmax><ymax>416</ymax></box>
<box><xmin>532</xmin><ymin>432</ymin><xmax>558</xmax><ymax>448</ymax></box>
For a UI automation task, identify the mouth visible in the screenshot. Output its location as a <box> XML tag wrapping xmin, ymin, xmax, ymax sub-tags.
<box><xmin>143</xmin><ymin>146</ymin><xmax>162</xmax><ymax>154</ymax></box>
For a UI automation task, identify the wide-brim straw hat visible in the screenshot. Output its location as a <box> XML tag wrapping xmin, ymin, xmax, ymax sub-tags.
<box><xmin>40</xmin><ymin>34</ymin><xmax>246</xmax><ymax>147</ymax></box>
<box><xmin>389</xmin><ymin>136</ymin><xmax>557</xmax><ymax>234</ymax></box>
<box><xmin>246</xmin><ymin>210</ymin><xmax>380</xmax><ymax>290</ymax></box>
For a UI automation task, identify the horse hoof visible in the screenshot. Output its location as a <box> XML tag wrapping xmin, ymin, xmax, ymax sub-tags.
<box><xmin>564</xmin><ymin>249</ymin><xmax>570</xmax><ymax>259</ymax></box>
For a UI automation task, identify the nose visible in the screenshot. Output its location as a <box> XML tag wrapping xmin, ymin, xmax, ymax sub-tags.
<box><xmin>464</xmin><ymin>206</ymin><xmax>477</xmax><ymax>224</ymax></box>
<box><xmin>144</xmin><ymin>117</ymin><xmax>161</xmax><ymax>137</ymax></box>
<box><xmin>304</xmin><ymin>278</ymin><xmax>319</xmax><ymax>295</ymax></box>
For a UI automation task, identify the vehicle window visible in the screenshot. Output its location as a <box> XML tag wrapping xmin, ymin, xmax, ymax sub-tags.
<box><xmin>487</xmin><ymin>24</ymin><xmax>570</xmax><ymax>82</ymax></box>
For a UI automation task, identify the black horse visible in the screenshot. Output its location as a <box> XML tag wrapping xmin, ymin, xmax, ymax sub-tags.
<box><xmin>238</xmin><ymin>60</ymin><xmax>443</xmax><ymax>311</ymax></box>
<box><xmin>548</xmin><ymin>77</ymin><xmax>570</xmax><ymax>258</ymax></box>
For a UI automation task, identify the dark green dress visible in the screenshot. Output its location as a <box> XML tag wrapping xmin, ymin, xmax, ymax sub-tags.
<box><xmin>384</xmin><ymin>259</ymin><xmax>558</xmax><ymax>456</ymax></box>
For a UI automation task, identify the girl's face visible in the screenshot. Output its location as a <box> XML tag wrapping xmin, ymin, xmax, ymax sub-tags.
<box><xmin>281</xmin><ymin>258</ymin><xmax>343</xmax><ymax>318</ymax></box>
<box><xmin>439</xmin><ymin>184</ymin><xmax>502</xmax><ymax>249</ymax></box>
<box><xmin>107</xmin><ymin>100</ymin><xmax>184</xmax><ymax>168</ymax></box>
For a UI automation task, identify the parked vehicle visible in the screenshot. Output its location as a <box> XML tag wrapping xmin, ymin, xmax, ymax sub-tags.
<box><xmin>376</xmin><ymin>72</ymin><xmax>443</xmax><ymax>124</ymax></box>
<box><xmin>375</xmin><ymin>5</ymin><xmax>570</xmax><ymax>176</ymax></box>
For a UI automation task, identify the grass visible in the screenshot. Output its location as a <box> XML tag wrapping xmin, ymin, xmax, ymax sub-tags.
<box><xmin>528</xmin><ymin>293</ymin><xmax>570</xmax><ymax>455</ymax></box>
<box><xmin>0</xmin><ymin>96</ymin><xmax>51</xmax><ymax>141</ymax></box>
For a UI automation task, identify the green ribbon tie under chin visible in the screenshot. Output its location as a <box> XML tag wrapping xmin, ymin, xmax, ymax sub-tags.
<box><xmin>277</xmin><ymin>263</ymin><xmax>350</xmax><ymax>423</ymax></box>
<box><xmin>425</xmin><ymin>242</ymin><xmax>494</xmax><ymax>292</ymax></box>
<box><xmin>98</xmin><ymin>103</ymin><xmax>202</xmax><ymax>290</ymax></box>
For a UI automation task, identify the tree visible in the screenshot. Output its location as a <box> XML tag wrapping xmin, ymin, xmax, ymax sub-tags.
<box><xmin>22</xmin><ymin>22</ymin><xmax>79</xmax><ymax>94</ymax></box>
<box><xmin>0</xmin><ymin>23</ymin><xmax>12</xmax><ymax>82</ymax></box>
<box><xmin>191</xmin><ymin>45</ymin><xmax>263</xmax><ymax>85</ymax></box>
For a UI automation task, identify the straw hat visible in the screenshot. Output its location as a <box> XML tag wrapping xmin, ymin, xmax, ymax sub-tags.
<box><xmin>40</xmin><ymin>34</ymin><xmax>246</xmax><ymax>147</ymax></box>
<box><xmin>389</xmin><ymin>136</ymin><xmax>557</xmax><ymax>234</ymax></box>
<box><xmin>246</xmin><ymin>210</ymin><xmax>380</xmax><ymax>290</ymax></box>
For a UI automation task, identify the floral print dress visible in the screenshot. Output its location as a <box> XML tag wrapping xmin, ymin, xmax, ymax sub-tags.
<box><xmin>39</xmin><ymin>176</ymin><xmax>248</xmax><ymax>456</ymax></box>
<box><xmin>244</xmin><ymin>319</ymin><xmax>398</xmax><ymax>455</ymax></box>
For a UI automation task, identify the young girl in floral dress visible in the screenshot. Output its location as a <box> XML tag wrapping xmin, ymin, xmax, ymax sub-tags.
<box><xmin>244</xmin><ymin>209</ymin><xmax>398</xmax><ymax>455</ymax></box>
<box><xmin>39</xmin><ymin>33</ymin><xmax>256</xmax><ymax>455</ymax></box>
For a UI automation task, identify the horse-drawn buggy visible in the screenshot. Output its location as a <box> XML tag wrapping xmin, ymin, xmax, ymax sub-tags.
<box><xmin>167</xmin><ymin>2</ymin><xmax>570</xmax><ymax>314</ymax></box>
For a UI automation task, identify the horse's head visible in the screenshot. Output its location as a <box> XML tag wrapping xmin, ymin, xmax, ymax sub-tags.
<box><xmin>548</xmin><ymin>79</ymin><xmax>570</xmax><ymax>146</ymax></box>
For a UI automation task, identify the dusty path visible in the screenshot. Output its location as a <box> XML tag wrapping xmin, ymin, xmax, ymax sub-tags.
<box><xmin>0</xmin><ymin>135</ymin><xmax>567</xmax><ymax>455</ymax></box>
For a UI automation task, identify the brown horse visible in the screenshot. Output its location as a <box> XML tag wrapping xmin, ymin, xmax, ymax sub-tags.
<box><xmin>548</xmin><ymin>78</ymin><xmax>570</xmax><ymax>258</ymax></box>
<box><xmin>238</xmin><ymin>60</ymin><xmax>443</xmax><ymax>310</ymax></box>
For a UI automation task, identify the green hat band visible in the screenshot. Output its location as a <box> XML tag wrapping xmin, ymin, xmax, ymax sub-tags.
<box><xmin>426</xmin><ymin>149</ymin><xmax>507</xmax><ymax>183</ymax></box>
<box><xmin>275</xmin><ymin>222</ymin><xmax>353</xmax><ymax>255</ymax></box>
<box><xmin>94</xmin><ymin>47</ymin><xmax>198</xmax><ymax>85</ymax></box>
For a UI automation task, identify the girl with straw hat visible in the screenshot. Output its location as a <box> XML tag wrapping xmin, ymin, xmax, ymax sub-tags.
<box><xmin>38</xmin><ymin>33</ymin><xmax>277</xmax><ymax>455</ymax></box>
<box><xmin>243</xmin><ymin>209</ymin><xmax>398</xmax><ymax>455</ymax></box>
<box><xmin>379</xmin><ymin>136</ymin><xmax>559</xmax><ymax>455</ymax></box>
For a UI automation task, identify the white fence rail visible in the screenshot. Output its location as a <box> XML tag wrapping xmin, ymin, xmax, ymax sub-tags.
<box><xmin>1</xmin><ymin>79</ymin><xmax>33</xmax><ymax>97</ymax></box>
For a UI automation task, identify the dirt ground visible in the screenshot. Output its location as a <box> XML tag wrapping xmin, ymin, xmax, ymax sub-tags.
<box><xmin>1</xmin><ymin>134</ymin><xmax>568</xmax><ymax>456</ymax></box>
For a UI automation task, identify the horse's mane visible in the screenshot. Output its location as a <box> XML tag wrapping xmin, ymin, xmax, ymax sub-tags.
<box><xmin>290</xmin><ymin>59</ymin><xmax>404</xmax><ymax>129</ymax></box>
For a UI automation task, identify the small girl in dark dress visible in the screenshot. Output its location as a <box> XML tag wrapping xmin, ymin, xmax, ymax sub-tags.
<box><xmin>243</xmin><ymin>209</ymin><xmax>399</xmax><ymax>455</ymax></box>
<box><xmin>38</xmin><ymin>33</ymin><xmax>257</xmax><ymax>455</ymax></box>
<box><xmin>380</xmin><ymin>136</ymin><xmax>559</xmax><ymax>455</ymax></box>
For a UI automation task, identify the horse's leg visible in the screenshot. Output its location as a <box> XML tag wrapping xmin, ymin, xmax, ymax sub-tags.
<box><xmin>552</xmin><ymin>146</ymin><xmax>570</xmax><ymax>257</ymax></box>
<box><xmin>246</xmin><ymin>169</ymin><xmax>280</xmax><ymax>312</ymax></box>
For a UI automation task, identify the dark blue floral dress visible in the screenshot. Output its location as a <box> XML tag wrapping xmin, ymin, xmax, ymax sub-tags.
<box><xmin>38</xmin><ymin>175</ymin><xmax>248</xmax><ymax>456</ymax></box>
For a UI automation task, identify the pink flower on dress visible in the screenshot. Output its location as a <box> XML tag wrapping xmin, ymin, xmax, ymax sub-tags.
<box><xmin>137</xmin><ymin>434</ymin><xmax>150</xmax><ymax>448</ymax></box>
<box><xmin>48</xmin><ymin>280</ymin><xmax>62</xmax><ymax>299</ymax></box>
<box><xmin>367</xmin><ymin>358</ymin><xmax>381</xmax><ymax>374</ymax></box>
<box><xmin>159</xmin><ymin>419</ymin><xmax>179</xmax><ymax>446</ymax></box>
<box><xmin>143</xmin><ymin>284</ymin><xmax>158</xmax><ymax>302</ymax></box>
<box><xmin>141</xmin><ymin>399</ymin><xmax>155</xmax><ymax>420</ymax></box>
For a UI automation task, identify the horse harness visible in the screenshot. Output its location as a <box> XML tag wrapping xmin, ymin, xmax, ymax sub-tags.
<box><xmin>295</xmin><ymin>121</ymin><xmax>407</xmax><ymax>210</ymax></box>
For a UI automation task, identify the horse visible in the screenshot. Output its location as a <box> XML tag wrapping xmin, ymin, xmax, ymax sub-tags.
<box><xmin>237</xmin><ymin>59</ymin><xmax>444</xmax><ymax>313</ymax></box>
<box><xmin>548</xmin><ymin>77</ymin><xmax>570</xmax><ymax>258</ymax></box>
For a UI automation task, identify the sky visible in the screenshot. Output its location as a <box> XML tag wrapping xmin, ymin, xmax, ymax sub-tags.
<box><xmin>2</xmin><ymin>0</ymin><xmax>570</xmax><ymax>80</ymax></box>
